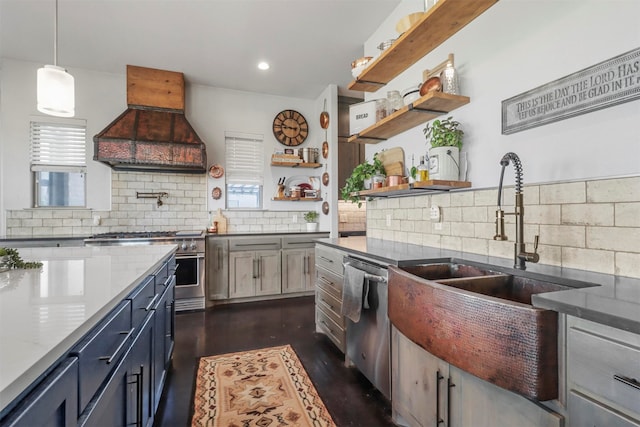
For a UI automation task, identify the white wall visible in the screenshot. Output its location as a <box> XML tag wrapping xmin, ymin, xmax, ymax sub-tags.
<box><xmin>0</xmin><ymin>58</ymin><xmax>336</xmax><ymax>233</ymax></box>
<box><xmin>362</xmin><ymin>0</ymin><xmax>640</xmax><ymax>188</ymax></box>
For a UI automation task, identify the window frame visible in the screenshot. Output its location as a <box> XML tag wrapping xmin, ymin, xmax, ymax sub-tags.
<box><xmin>224</xmin><ymin>131</ymin><xmax>264</xmax><ymax>210</ymax></box>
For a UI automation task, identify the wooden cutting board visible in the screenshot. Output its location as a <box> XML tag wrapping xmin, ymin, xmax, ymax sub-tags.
<box><xmin>213</xmin><ymin>208</ymin><xmax>228</xmax><ymax>234</ymax></box>
<box><xmin>377</xmin><ymin>147</ymin><xmax>405</xmax><ymax>176</ymax></box>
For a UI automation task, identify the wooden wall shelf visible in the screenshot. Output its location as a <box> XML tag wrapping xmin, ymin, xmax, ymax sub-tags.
<box><xmin>348</xmin><ymin>0</ymin><xmax>499</xmax><ymax>92</ymax></box>
<box><xmin>351</xmin><ymin>180</ymin><xmax>471</xmax><ymax>198</ymax></box>
<box><xmin>270</xmin><ymin>162</ymin><xmax>322</xmax><ymax>168</ymax></box>
<box><xmin>348</xmin><ymin>92</ymin><xmax>470</xmax><ymax>144</ymax></box>
<box><xmin>272</xmin><ymin>197</ymin><xmax>323</xmax><ymax>202</ymax></box>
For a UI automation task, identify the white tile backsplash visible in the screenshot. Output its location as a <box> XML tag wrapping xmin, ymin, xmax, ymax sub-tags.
<box><xmin>367</xmin><ymin>176</ymin><xmax>640</xmax><ymax>279</ymax></box>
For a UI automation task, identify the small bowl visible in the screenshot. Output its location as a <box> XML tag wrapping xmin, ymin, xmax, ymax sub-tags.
<box><xmin>420</xmin><ymin>76</ymin><xmax>442</xmax><ymax>96</ymax></box>
<box><xmin>395</xmin><ymin>12</ymin><xmax>425</xmax><ymax>34</ymax></box>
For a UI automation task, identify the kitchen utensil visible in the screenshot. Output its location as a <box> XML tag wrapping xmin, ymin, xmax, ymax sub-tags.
<box><xmin>213</xmin><ymin>208</ymin><xmax>227</xmax><ymax>234</ymax></box>
<box><xmin>320</xmin><ymin>99</ymin><xmax>330</xmax><ymax>129</ymax></box>
<box><xmin>386</xmin><ymin>175</ymin><xmax>405</xmax><ymax>186</ymax></box>
<box><xmin>420</xmin><ymin>76</ymin><xmax>442</xmax><ymax>96</ymax></box>
<box><xmin>208</xmin><ymin>164</ymin><xmax>224</xmax><ymax>179</ymax></box>
<box><xmin>385</xmin><ymin>162</ymin><xmax>404</xmax><ymax>176</ymax></box>
<box><xmin>322</xmin><ymin>141</ymin><xmax>329</xmax><ymax>159</ymax></box>
<box><xmin>322</xmin><ymin>172</ymin><xmax>329</xmax><ymax>186</ymax></box>
<box><xmin>395</xmin><ymin>12</ymin><xmax>424</xmax><ymax>34</ymax></box>
<box><xmin>211</xmin><ymin>187</ymin><xmax>222</xmax><ymax>200</ymax></box>
<box><xmin>322</xmin><ymin>201</ymin><xmax>329</xmax><ymax>215</ymax></box>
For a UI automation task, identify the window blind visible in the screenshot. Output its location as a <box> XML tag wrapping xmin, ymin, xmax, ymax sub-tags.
<box><xmin>30</xmin><ymin>120</ymin><xmax>87</xmax><ymax>172</ymax></box>
<box><xmin>225</xmin><ymin>132</ymin><xmax>264</xmax><ymax>185</ymax></box>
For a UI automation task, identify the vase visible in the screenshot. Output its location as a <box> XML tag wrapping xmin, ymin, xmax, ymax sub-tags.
<box><xmin>429</xmin><ymin>146</ymin><xmax>460</xmax><ymax>181</ymax></box>
<box><xmin>306</xmin><ymin>222</ymin><xmax>319</xmax><ymax>232</ymax></box>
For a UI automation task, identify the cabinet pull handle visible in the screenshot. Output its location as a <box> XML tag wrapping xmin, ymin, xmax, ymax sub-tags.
<box><xmin>252</xmin><ymin>259</ymin><xmax>258</xmax><ymax>278</ymax></box>
<box><xmin>320</xmin><ymin>256</ymin><xmax>333</xmax><ymax>263</ymax></box>
<box><xmin>436</xmin><ymin>370</ymin><xmax>445</xmax><ymax>425</ymax></box>
<box><xmin>144</xmin><ymin>294</ymin><xmax>159</xmax><ymax>311</ymax></box>
<box><xmin>99</xmin><ymin>328</ymin><xmax>134</xmax><ymax>364</ymax></box>
<box><xmin>614</xmin><ymin>374</ymin><xmax>640</xmax><ymax>391</ymax></box>
<box><xmin>303</xmin><ymin>256</ymin><xmax>308</xmax><ymax>274</ymax></box>
<box><xmin>136</xmin><ymin>365</ymin><xmax>144</xmax><ymax>427</ymax></box>
<box><xmin>447</xmin><ymin>377</ymin><xmax>456</xmax><ymax>426</ymax></box>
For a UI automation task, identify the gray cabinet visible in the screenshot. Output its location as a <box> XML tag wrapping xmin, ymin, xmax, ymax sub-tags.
<box><xmin>392</xmin><ymin>326</ymin><xmax>563</xmax><ymax>427</ymax></box>
<box><xmin>314</xmin><ymin>244</ymin><xmax>347</xmax><ymax>352</ymax></box>
<box><xmin>229</xmin><ymin>250</ymin><xmax>281</xmax><ymax>297</ymax></box>
<box><xmin>206</xmin><ymin>237</ymin><xmax>228</xmax><ymax>300</ymax></box>
<box><xmin>567</xmin><ymin>316</ymin><xmax>640</xmax><ymax>426</ymax></box>
<box><xmin>0</xmin><ymin>357</ymin><xmax>78</xmax><ymax>427</ymax></box>
<box><xmin>282</xmin><ymin>248</ymin><xmax>315</xmax><ymax>293</ymax></box>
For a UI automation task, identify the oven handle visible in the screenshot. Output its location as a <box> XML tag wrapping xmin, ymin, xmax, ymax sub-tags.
<box><xmin>175</xmin><ymin>254</ymin><xmax>205</xmax><ymax>260</ymax></box>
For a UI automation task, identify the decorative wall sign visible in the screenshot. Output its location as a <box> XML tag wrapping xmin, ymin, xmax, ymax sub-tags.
<box><xmin>502</xmin><ymin>47</ymin><xmax>640</xmax><ymax>134</ymax></box>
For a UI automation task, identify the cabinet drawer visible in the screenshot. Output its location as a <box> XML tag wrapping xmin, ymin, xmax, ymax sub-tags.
<box><xmin>128</xmin><ymin>276</ymin><xmax>155</xmax><ymax>331</ymax></box>
<box><xmin>282</xmin><ymin>234</ymin><xmax>326</xmax><ymax>249</ymax></box>
<box><xmin>568</xmin><ymin>322</ymin><xmax>640</xmax><ymax>419</ymax></box>
<box><xmin>316</xmin><ymin>306</ymin><xmax>346</xmax><ymax>352</ymax></box>
<box><xmin>71</xmin><ymin>300</ymin><xmax>132</xmax><ymax>414</ymax></box>
<box><xmin>229</xmin><ymin>237</ymin><xmax>281</xmax><ymax>252</ymax></box>
<box><xmin>316</xmin><ymin>266</ymin><xmax>343</xmax><ymax>300</ymax></box>
<box><xmin>569</xmin><ymin>391</ymin><xmax>640</xmax><ymax>427</ymax></box>
<box><xmin>316</xmin><ymin>288</ymin><xmax>344</xmax><ymax>328</ymax></box>
<box><xmin>315</xmin><ymin>245</ymin><xmax>344</xmax><ymax>275</ymax></box>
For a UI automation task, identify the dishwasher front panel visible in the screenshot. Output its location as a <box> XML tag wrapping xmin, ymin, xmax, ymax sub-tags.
<box><xmin>344</xmin><ymin>256</ymin><xmax>391</xmax><ymax>400</ymax></box>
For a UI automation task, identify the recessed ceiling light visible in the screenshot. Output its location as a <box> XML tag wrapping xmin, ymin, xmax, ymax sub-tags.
<box><xmin>258</xmin><ymin>62</ymin><xmax>270</xmax><ymax>71</ymax></box>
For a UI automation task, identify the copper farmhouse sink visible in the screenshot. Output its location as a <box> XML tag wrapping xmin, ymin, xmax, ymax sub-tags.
<box><xmin>388</xmin><ymin>263</ymin><xmax>573</xmax><ymax>401</ymax></box>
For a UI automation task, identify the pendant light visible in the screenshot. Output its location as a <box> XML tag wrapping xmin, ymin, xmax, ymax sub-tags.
<box><xmin>37</xmin><ymin>0</ymin><xmax>75</xmax><ymax>117</ymax></box>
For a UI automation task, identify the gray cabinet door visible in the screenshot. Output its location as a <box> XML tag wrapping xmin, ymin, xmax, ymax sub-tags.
<box><xmin>206</xmin><ymin>238</ymin><xmax>228</xmax><ymax>300</ymax></box>
<box><xmin>255</xmin><ymin>250</ymin><xmax>281</xmax><ymax>296</ymax></box>
<box><xmin>229</xmin><ymin>251</ymin><xmax>256</xmax><ymax>298</ymax></box>
<box><xmin>282</xmin><ymin>248</ymin><xmax>307</xmax><ymax>293</ymax></box>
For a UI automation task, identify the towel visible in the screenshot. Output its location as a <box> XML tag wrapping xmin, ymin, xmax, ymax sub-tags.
<box><xmin>341</xmin><ymin>264</ymin><xmax>369</xmax><ymax>323</ymax></box>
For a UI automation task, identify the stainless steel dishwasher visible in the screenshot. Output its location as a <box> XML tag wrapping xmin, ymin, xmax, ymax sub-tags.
<box><xmin>343</xmin><ymin>255</ymin><xmax>390</xmax><ymax>400</ymax></box>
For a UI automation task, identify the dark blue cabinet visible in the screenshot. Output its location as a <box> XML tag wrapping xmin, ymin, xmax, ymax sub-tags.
<box><xmin>0</xmin><ymin>357</ymin><xmax>78</xmax><ymax>427</ymax></box>
<box><xmin>153</xmin><ymin>275</ymin><xmax>175</xmax><ymax>411</ymax></box>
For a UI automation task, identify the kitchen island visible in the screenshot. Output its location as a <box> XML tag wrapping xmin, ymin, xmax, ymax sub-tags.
<box><xmin>0</xmin><ymin>244</ymin><xmax>177</xmax><ymax>425</ymax></box>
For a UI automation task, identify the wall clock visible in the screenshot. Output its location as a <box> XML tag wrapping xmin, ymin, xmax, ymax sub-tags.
<box><xmin>272</xmin><ymin>109</ymin><xmax>308</xmax><ymax>146</ymax></box>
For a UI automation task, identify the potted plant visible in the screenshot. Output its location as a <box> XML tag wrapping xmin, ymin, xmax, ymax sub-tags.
<box><xmin>423</xmin><ymin>116</ymin><xmax>464</xmax><ymax>181</ymax></box>
<box><xmin>341</xmin><ymin>154</ymin><xmax>385</xmax><ymax>207</ymax></box>
<box><xmin>303</xmin><ymin>211</ymin><xmax>319</xmax><ymax>232</ymax></box>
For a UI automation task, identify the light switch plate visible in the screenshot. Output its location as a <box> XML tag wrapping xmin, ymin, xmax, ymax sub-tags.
<box><xmin>430</xmin><ymin>205</ymin><xmax>441</xmax><ymax>221</ymax></box>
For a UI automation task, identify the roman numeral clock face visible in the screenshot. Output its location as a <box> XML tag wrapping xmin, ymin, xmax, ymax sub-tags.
<box><xmin>272</xmin><ymin>110</ymin><xmax>308</xmax><ymax>146</ymax></box>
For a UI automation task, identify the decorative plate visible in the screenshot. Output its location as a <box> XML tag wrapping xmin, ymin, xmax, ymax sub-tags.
<box><xmin>322</xmin><ymin>172</ymin><xmax>329</xmax><ymax>186</ymax></box>
<box><xmin>322</xmin><ymin>201</ymin><xmax>329</xmax><ymax>215</ymax></box>
<box><xmin>209</xmin><ymin>164</ymin><xmax>224</xmax><ymax>179</ymax></box>
<box><xmin>322</xmin><ymin>141</ymin><xmax>329</xmax><ymax>159</ymax></box>
<box><xmin>211</xmin><ymin>187</ymin><xmax>222</xmax><ymax>200</ymax></box>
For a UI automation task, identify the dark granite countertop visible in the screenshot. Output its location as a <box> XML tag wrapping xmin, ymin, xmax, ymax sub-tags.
<box><xmin>315</xmin><ymin>237</ymin><xmax>640</xmax><ymax>335</ymax></box>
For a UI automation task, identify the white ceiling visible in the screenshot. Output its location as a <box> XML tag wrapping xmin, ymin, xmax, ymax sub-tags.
<box><xmin>0</xmin><ymin>0</ymin><xmax>402</xmax><ymax>99</ymax></box>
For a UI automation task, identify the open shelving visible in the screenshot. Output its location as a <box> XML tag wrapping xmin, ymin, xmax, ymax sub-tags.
<box><xmin>348</xmin><ymin>0</ymin><xmax>499</xmax><ymax>92</ymax></box>
<box><xmin>351</xmin><ymin>180</ymin><xmax>471</xmax><ymax>198</ymax></box>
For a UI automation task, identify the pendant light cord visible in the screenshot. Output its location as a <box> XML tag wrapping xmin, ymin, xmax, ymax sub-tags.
<box><xmin>53</xmin><ymin>0</ymin><xmax>58</xmax><ymax>66</ymax></box>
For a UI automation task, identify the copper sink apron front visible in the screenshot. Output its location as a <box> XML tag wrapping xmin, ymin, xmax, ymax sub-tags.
<box><xmin>388</xmin><ymin>266</ymin><xmax>558</xmax><ymax>401</ymax></box>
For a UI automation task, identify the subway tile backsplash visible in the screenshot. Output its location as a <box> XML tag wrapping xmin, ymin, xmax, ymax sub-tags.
<box><xmin>5</xmin><ymin>174</ymin><xmax>640</xmax><ymax>278</ymax></box>
<box><xmin>367</xmin><ymin>176</ymin><xmax>640</xmax><ymax>279</ymax></box>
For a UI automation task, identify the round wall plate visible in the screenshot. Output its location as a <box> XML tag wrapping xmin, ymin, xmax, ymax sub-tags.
<box><xmin>322</xmin><ymin>141</ymin><xmax>329</xmax><ymax>159</ymax></box>
<box><xmin>211</xmin><ymin>187</ymin><xmax>222</xmax><ymax>200</ymax></box>
<box><xmin>322</xmin><ymin>201</ymin><xmax>329</xmax><ymax>215</ymax></box>
<box><xmin>209</xmin><ymin>164</ymin><xmax>224</xmax><ymax>179</ymax></box>
<box><xmin>322</xmin><ymin>172</ymin><xmax>329</xmax><ymax>186</ymax></box>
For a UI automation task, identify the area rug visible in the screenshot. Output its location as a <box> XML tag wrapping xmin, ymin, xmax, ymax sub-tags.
<box><xmin>192</xmin><ymin>344</ymin><xmax>336</xmax><ymax>427</ymax></box>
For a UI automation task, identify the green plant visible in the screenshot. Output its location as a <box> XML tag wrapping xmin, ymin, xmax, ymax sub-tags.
<box><xmin>0</xmin><ymin>247</ymin><xmax>43</xmax><ymax>269</ymax></box>
<box><xmin>303</xmin><ymin>211</ymin><xmax>319</xmax><ymax>223</ymax></box>
<box><xmin>423</xmin><ymin>116</ymin><xmax>464</xmax><ymax>149</ymax></box>
<box><xmin>341</xmin><ymin>154</ymin><xmax>385</xmax><ymax>207</ymax></box>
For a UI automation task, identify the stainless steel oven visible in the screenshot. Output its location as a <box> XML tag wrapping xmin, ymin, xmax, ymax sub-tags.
<box><xmin>84</xmin><ymin>230</ymin><xmax>206</xmax><ymax>312</ymax></box>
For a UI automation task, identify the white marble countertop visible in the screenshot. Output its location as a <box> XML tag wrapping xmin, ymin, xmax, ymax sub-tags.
<box><xmin>0</xmin><ymin>244</ymin><xmax>177</xmax><ymax>413</ymax></box>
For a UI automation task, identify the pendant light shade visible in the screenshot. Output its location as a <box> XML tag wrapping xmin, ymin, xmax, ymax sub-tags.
<box><xmin>37</xmin><ymin>65</ymin><xmax>75</xmax><ymax>117</ymax></box>
<box><xmin>37</xmin><ymin>0</ymin><xmax>75</xmax><ymax>117</ymax></box>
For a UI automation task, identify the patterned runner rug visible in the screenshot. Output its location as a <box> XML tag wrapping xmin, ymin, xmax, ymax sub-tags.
<box><xmin>192</xmin><ymin>344</ymin><xmax>336</xmax><ymax>427</ymax></box>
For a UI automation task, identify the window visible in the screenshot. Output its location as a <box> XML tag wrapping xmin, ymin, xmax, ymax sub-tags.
<box><xmin>30</xmin><ymin>118</ymin><xmax>87</xmax><ymax>207</ymax></box>
<box><xmin>225</xmin><ymin>132</ymin><xmax>264</xmax><ymax>209</ymax></box>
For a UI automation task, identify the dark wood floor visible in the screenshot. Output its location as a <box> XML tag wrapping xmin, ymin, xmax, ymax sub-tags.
<box><xmin>154</xmin><ymin>295</ymin><xmax>395</xmax><ymax>427</ymax></box>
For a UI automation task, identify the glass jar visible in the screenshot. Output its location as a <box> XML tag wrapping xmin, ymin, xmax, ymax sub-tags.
<box><xmin>440</xmin><ymin>62</ymin><xmax>460</xmax><ymax>95</ymax></box>
<box><xmin>386</xmin><ymin>90</ymin><xmax>403</xmax><ymax>113</ymax></box>
<box><xmin>372</xmin><ymin>174</ymin><xmax>385</xmax><ymax>189</ymax></box>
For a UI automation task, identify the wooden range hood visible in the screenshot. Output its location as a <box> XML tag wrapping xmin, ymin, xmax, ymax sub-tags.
<box><xmin>94</xmin><ymin>65</ymin><xmax>207</xmax><ymax>173</ymax></box>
